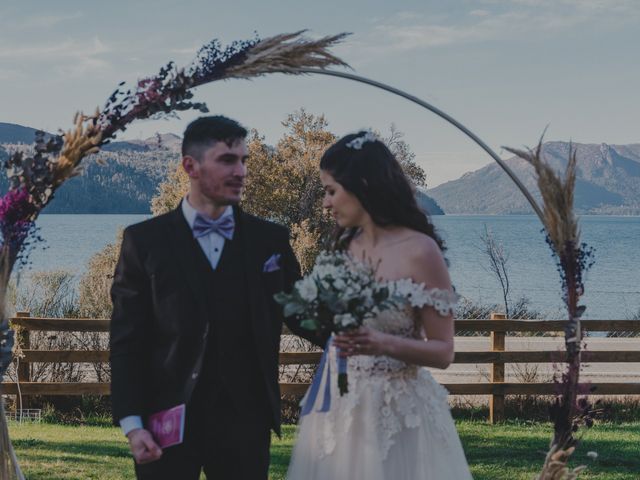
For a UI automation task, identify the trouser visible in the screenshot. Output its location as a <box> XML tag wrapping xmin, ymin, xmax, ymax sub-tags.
<box><xmin>134</xmin><ymin>387</ymin><xmax>272</xmax><ymax>480</ymax></box>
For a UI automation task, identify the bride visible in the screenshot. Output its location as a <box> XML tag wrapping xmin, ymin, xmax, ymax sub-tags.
<box><xmin>286</xmin><ymin>130</ymin><xmax>473</xmax><ymax>479</ymax></box>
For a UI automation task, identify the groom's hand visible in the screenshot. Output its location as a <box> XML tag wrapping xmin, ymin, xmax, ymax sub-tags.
<box><xmin>127</xmin><ymin>428</ymin><xmax>163</xmax><ymax>464</ymax></box>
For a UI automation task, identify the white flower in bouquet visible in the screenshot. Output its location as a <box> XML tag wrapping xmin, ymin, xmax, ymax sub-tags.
<box><xmin>334</xmin><ymin>313</ymin><xmax>357</xmax><ymax>328</ymax></box>
<box><xmin>333</xmin><ymin>278</ymin><xmax>345</xmax><ymax>290</ymax></box>
<box><xmin>342</xmin><ymin>284</ymin><xmax>357</xmax><ymax>298</ymax></box>
<box><xmin>361</xmin><ymin>287</ymin><xmax>374</xmax><ymax>307</ymax></box>
<box><xmin>298</xmin><ymin>276</ymin><xmax>318</xmax><ymax>302</ymax></box>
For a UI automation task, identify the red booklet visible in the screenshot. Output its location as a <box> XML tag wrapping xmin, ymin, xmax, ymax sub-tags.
<box><xmin>147</xmin><ymin>404</ymin><xmax>186</xmax><ymax>449</ymax></box>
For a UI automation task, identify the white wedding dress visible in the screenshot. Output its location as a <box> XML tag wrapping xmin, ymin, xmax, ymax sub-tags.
<box><xmin>287</xmin><ymin>286</ymin><xmax>473</xmax><ymax>480</ymax></box>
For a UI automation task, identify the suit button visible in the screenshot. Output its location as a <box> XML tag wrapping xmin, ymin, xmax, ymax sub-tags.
<box><xmin>192</xmin><ymin>372</ymin><xmax>199</xmax><ymax>379</ymax></box>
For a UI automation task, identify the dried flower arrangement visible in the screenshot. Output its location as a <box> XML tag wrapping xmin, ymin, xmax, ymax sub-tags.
<box><xmin>505</xmin><ymin>138</ymin><xmax>596</xmax><ymax>479</ymax></box>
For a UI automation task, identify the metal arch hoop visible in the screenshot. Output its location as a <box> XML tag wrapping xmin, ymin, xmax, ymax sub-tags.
<box><xmin>297</xmin><ymin>68</ymin><xmax>545</xmax><ymax>224</ymax></box>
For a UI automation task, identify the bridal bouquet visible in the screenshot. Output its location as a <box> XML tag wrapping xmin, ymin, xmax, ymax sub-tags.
<box><xmin>275</xmin><ymin>251</ymin><xmax>403</xmax><ymax>397</ymax></box>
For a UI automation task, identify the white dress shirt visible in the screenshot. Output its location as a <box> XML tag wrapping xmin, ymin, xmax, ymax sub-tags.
<box><xmin>181</xmin><ymin>196</ymin><xmax>232</xmax><ymax>269</ymax></box>
<box><xmin>119</xmin><ymin>197</ymin><xmax>232</xmax><ymax>436</ymax></box>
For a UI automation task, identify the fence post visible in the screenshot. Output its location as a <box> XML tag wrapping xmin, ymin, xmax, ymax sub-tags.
<box><xmin>15</xmin><ymin>311</ymin><xmax>31</xmax><ymax>409</ymax></box>
<box><xmin>489</xmin><ymin>312</ymin><xmax>506</xmax><ymax>423</ymax></box>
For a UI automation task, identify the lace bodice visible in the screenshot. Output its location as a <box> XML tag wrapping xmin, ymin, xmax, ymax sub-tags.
<box><xmin>350</xmin><ymin>308</ymin><xmax>422</xmax><ymax>376</ymax></box>
<box><xmin>350</xmin><ymin>285</ymin><xmax>457</xmax><ymax>374</ymax></box>
<box><xmin>309</xmin><ymin>285</ymin><xmax>459</xmax><ymax>460</ymax></box>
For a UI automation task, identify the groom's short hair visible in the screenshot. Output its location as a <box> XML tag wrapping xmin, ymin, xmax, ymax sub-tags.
<box><xmin>182</xmin><ymin>116</ymin><xmax>248</xmax><ymax>160</ymax></box>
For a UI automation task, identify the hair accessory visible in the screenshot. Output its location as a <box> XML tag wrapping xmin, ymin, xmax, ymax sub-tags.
<box><xmin>345</xmin><ymin>130</ymin><xmax>378</xmax><ymax>150</ymax></box>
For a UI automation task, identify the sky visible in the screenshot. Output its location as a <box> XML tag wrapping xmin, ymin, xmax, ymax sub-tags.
<box><xmin>1</xmin><ymin>0</ymin><xmax>638</xmax><ymax>187</ymax></box>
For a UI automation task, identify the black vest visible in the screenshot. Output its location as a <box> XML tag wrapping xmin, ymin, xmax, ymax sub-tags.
<box><xmin>195</xmin><ymin>232</ymin><xmax>268</xmax><ymax>414</ymax></box>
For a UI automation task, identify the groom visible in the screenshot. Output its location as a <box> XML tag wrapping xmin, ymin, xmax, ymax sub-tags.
<box><xmin>110</xmin><ymin>115</ymin><xmax>317</xmax><ymax>479</ymax></box>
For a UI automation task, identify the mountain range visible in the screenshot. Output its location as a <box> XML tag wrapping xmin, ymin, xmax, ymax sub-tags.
<box><xmin>5</xmin><ymin>123</ymin><xmax>634</xmax><ymax>216</ymax></box>
<box><xmin>0</xmin><ymin>122</ymin><xmax>444</xmax><ymax>215</ymax></box>
<box><xmin>426</xmin><ymin>141</ymin><xmax>640</xmax><ymax>215</ymax></box>
<box><xmin>0</xmin><ymin>122</ymin><xmax>179</xmax><ymax>213</ymax></box>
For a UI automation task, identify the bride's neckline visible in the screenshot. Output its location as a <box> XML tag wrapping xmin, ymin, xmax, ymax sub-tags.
<box><xmin>344</xmin><ymin>251</ymin><xmax>421</xmax><ymax>286</ymax></box>
<box><xmin>338</xmin><ymin>251</ymin><xmax>459</xmax><ymax>316</ymax></box>
<box><xmin>349</xmin><ymin>228</ymin><xmax>422</xmax><ymax>252</ymax></box>
<box><xmin>347</xmin><ymin>231</ymin><xmax>424</xmax><ymax>278</ymax></box>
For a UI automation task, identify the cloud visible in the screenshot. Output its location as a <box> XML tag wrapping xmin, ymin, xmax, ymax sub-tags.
<box><xmin>0</xmin><ymin>37</ymin><xmax>111</xmax><ymax>76</ymax></box>
<box><xmin>371</xmin><ymin>11</ymin><xmax>526</xmax><ymax>51</ymax></box>
<box><xmin>367</xmin><ymin>1</ymin><xmax>640</xmax><ymax>52</ymax></box>
<box><xmin>169</xmin><ymin>47</ymin><xmax>198</xmax><ymax>55</ymax></box>
<box><xmin>19</xmin><ymin>12</ymin><xmax>83</xmax><ymax>29</ymax></box>
<box><xmin>168</xmin><ymin>45</ymin><xmax>201</xmax><ymax>58</ymax></box>
<box><xmin>486</xmin><ymin>0</ymin><xmax>638</xmax><ymax>11</ymax></box>
<box><xmin>391</xmin><ymin>11</ymin><xmax>425</xmax><ymax>21</ymax></box>
<box><xmin>469</xmin><ymin>9</ymin><xmax>490</xmax><ymax>17</ymax></box>
<box><xmin>0</xmin><ymin>37</ymin><xmax>108</xmax><ymax>59</ymax></box>
<box><xmin>482</xmin><ymin>0</ymin><xmax>640</xmax><ymax>16</ymax></box>
<box><xmin>0</xmin><ymin>68</ymin><xmax>23</xmax><ymax>81</ymax></box>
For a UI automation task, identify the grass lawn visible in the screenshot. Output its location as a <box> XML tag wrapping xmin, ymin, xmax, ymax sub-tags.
<box><xmin>8</xmin><ymin>421</ymin><xmax>640</xmax><ymax>479</ymax></box>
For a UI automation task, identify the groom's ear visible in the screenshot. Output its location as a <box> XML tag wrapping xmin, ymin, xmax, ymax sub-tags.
<box><xmin>182</xmin><ymin>155</ymin><xmax>198</xmax><ymax>179</ymax></box>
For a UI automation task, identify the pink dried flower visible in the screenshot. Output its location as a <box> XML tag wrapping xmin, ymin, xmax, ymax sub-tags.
<box><xmin>0</xmin><ymin>187</ymin><xmax>36</xmax><ymax>247</ymax></box>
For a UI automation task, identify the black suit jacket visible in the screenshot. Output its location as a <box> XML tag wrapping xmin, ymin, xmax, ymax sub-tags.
<box><xmin>110</xmin><ymin>204</ymin><xmax>317</xmax><ymax>432</ymax></box>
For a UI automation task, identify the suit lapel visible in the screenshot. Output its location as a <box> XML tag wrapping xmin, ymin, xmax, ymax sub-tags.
<box><xmin>165</xmin><ymin>204</ymin><xmax>212</xmax><ymax>318</ymax></box>
<box><xmin>235</xmin><ymin>207</ymin><xmax>272</xmax><ymax>344</ymax></box>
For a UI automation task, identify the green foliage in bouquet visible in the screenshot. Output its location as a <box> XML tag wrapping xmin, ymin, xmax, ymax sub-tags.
<box><xmin>275</xmin><ymin>251</ymin><xmax>402</xmax><ymax>335</ymax></box>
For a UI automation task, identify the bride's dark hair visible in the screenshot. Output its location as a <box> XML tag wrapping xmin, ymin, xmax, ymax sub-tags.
<box><xmin>320</xmin><ymin>131</ymin><xmax>446</xmax><ymax>253</ymax></box>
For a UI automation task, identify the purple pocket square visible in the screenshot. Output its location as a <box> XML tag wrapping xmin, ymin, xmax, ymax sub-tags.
<box><xmin>263</xmin><ymin>254</ymin><xmax>281</xmax><ymax>272</ymax></box>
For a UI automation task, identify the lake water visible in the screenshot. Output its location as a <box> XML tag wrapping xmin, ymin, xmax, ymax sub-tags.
<box><xmin>433</xmin><ymin>215</ymin><xmax>640</xmax><ymax>320</ymax></box>
<box><xmin>16</xmin><ymin>214</ymin><xmax>640</xmax><ymax>320</ymax></box>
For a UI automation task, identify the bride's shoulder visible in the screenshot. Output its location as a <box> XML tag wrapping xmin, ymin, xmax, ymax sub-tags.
<box><xmin>402</xmin><ymin>233</ymin><xmax>449</xmax><ymax>285</ymax></box>
<box><xmin>404</xmin><ymin>233</ymin><xmax>444</xmax><ymax>262</ymax></box>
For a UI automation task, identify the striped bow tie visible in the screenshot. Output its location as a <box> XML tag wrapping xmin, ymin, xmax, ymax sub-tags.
<box><xmin>192</xmin><ymin>213</ymin><xmax>235</xmax><ymax>240</ymax></box>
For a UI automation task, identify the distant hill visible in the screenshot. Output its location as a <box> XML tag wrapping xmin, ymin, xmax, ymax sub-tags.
<box><xmin>427</xmin><ymin>142</ymin><xmax>640</xmax><ymax>215</ymax></box>
<box><xmin>0</xmin><ymin>148</ymin><xmax>178</xmax><ymax>214</ymax></box>
<box><xmin>0</xmin><ymin>123</ymin><xmax>178</xmax><ymax>213</ymax></box>
<box><xmin>39</xmin><ymin>150</ymin><xmax>177</xmax><ymax>214</ymax></box>
<box><xmin>0</xmin><ymin>122</ymin><xmax>52</xmax><ymax>143</ymax></box>
<box><xmin>102</xmin><ymin>133</ymin><xmax>182</xmax><ymax>153</ymax></box>
<box><xmin>416</xmin><ymin>189</ymin><xmax>444</xmax><ymax>215</ymax></box>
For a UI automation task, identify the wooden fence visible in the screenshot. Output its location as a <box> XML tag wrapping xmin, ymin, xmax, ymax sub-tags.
<box><xmin>2</xmin><ymin>312</ymin><xmax>640</xmax><ymax>422</ymax></box>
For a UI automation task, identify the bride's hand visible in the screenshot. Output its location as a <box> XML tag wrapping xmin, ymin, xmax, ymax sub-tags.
<box><xmin>334</xmin><ymin>327</ymin><xmax>390</xmax><ymax>357</ymax></box>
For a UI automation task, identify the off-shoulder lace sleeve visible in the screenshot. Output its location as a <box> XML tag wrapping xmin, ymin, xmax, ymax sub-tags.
<box><xmin>409</xmin><ymin>287</ymin><xmax>459</xmax><ymax>316</ymax></box>
<box><xmin>389</xmin><ymin>278</ymin><xmax>459</xmax><ymax>316</ymax></box>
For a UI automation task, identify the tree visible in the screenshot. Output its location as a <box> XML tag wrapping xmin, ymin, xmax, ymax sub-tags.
<box><xmin>78</xmin><ymin>230</ymin><xmax>123</xmax><ymax>320</ymax></box>
<box><xmin>242</xmin><ymin>110</ymin><xmax>337</xmax><ymax>271</ymax></box>
<box><xmin>10</xmin><ymin>271</ymin><xmax>85</xmax><ymax>384</ymax></box>
<box><xmin>383</xmin><ymin>124</ymin><xmax>427</xmax><ymax>188</ymax></box>
<box><xmin>74</xmin><ymin>231</ymin><xmax>124</xmax><ymax>382</ymax></box>
<box><xmin>150</xmin><ymin>162</ymin><xmax>189</xmax><ymax>215</ymax></box>
<box><xmin>479</xmin><ymin>224</ymin><xmax>511</xmax><ymax>317</ymax></box>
